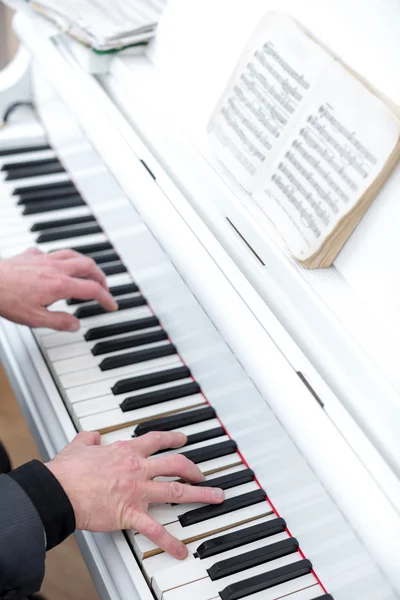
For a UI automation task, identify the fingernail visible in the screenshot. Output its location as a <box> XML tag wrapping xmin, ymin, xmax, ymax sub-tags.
<box><xmin>212</xmin><ymin>488</ymin><xmax>225</xmax><ymax>501</ymax></box>
<box><xmin>67</xmin><ymin>322</ymin><xmax>80</xmax><ymax>332</ymax></box>
<box><xmin>178</xmin><ymin>544</ymin><xmax>188</xmax><ymax>559</ymax></box>
<box><xmin>178</xmin><ymin>433</ymin><xmax>187</xmax><ymax>445</ymax></box>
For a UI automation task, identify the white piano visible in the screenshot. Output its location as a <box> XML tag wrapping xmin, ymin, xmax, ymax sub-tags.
<box><xmin>1</xmin><ymin>1</ymin><xmax>400</xmax><ymax>599</ymax></box>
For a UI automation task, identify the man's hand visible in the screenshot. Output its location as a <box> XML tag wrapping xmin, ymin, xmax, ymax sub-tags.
<box><xmin>46</xmin><ymin>431</ymin><xmax>225</xmax><ymax>559</ymax></box>
<box><xmin>0</xmin><ymin>247</ymin><xmax>118</xmax><ymax>331</ymax></box>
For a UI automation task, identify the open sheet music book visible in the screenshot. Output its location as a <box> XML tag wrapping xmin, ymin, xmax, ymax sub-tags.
<box><xmin>208</xmin><ymin>12</ymin><xmax>400</xmax><ymax>268</ymax></box>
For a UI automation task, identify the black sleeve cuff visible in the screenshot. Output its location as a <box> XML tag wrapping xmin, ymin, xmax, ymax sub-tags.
<box><xmin>9</xmin><ymin>460</ymin><xmax>75</xmax><ymax>550</ymax></box>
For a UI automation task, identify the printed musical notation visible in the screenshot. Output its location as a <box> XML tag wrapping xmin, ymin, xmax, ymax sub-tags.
<box><xmin>272</xmin><ymin>174</ymin><xmax>322</xmax><ymax>238</ymax></box>
<box><xmin>263</xmin><ymin>42</ymin><xmax>310</xmax><ymax>90</ymax></box>
<box><xmin>267</xmin><ymin>99</ymin><xmax>379</xmax><ymax>243</ymax></box>
<box><xmin>209</xmin><ymin>37</ymin><xmax>313</xmax><ymax>180</ymax></box>
<box><xmin>293</xmin><ymin>139</ymin><xmax>357</xmax><ymax>192</ymax></box>
<box><xmin>318</xmin><ymin>106</ymin><xmax>377</xmax><ymax>165</ymax></box>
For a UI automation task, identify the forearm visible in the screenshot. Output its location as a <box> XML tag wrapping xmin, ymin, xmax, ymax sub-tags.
<box><xmin>0</xmin><ymin>461</ymin><xmax>75</xmax><ymax>600</ymax></box>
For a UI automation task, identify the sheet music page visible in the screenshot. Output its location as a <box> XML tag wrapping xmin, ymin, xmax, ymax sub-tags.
<box><xmin>207</xmin><ymin>12</ymin><xmax>332</xmax><ymax>192</ymax></box>
<box><xmin>253</xmin><ymin>61</ymin><xmax>400</xmax><ymax>260</ymax></box>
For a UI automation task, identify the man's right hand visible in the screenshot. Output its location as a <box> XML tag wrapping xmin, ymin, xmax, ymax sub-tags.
<box><xmin>46</xmin><ymin>431</ymin><xmax>225</xmax><ymax>559</ymax></box>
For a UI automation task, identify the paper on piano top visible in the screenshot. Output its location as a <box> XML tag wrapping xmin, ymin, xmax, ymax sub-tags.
<box><xmin>29</xmin><ymin>0</ymin><xmax>168</xmax><ymax>51</ymax></box>
<box><xmin>207</xmin><ymin>12</ymin><xmax>400</xmax><ymax>267</ymax></box>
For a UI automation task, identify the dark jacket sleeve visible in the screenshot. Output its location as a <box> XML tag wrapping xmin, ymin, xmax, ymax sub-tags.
<box><xmin>0</xmin><ymin>474</ymin><xmax>45</xmax><ymax>600</ymax></box>
<box><xmin>0</xmin><ymin>460</ymin><xmax>75</xmax><ymax>600</ymax></box>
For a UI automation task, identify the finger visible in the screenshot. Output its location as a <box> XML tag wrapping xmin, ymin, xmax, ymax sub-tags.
<box><xmin>34</xmin><ymin>309</ymin><xmax>81</xmax><ymax>332</ymax></box>
<box><xmin>130</xmin><ymin>511</ymin><xmax>188</xmax><ymax>559</ymax></box>
<box><xmin>147</xmin><ymin>453</ymin><xmax>205</xmax><ymax>484</ymax></box>
<box><xmin>59</xmin><ymin>256</ymin><xmax>108</xmax><ymax>288</ymax></box>
<box><xmin>61</xmin><ymin>278</ymin><xmax>118</xmax><ymax>312</ymax></box>
<box><xmin>25</xmin><ymin>247</ymin><xmax>43</xmax><ymax>256</ymax></box>
<box><xmin>48</xmin><ymin>249</ymin><xmax>82</xmax><ymax>261</ymax></box>
<box><xmin>71</xmin><ymin>431</ymin><xmax>102</xmax><ymax>447</ymax></box>
<box><xmin>146</xmin><ymin>480</ymin><xmax>225</xmax><ymax>505</ymax></box>
<box><xmin>134</xmin><ymin>431</ymin><xmax>187</xmax><ymax>458</ymax></box>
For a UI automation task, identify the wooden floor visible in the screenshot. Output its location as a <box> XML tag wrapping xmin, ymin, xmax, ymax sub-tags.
<box><xmin>0</xmin><ymin>362</ymin><xmax>99</xmax><ymax>600</ymax></box>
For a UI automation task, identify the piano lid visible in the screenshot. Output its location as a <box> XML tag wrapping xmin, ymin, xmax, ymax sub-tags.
<box><xmin>95</xmin><ymin>0</ymin><xmax>400</xmax><ymax>478</ymax></box>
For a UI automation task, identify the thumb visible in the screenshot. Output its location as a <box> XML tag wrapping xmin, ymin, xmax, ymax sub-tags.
<box><xmin>72</xmin><ymin>431</ymin><xmax>101</xmax><ymax>447</ymax></box>
<box><xmin>38</xmin><ymin>309</ymin><xmax>81</xmax><ymax>332</ymax></box>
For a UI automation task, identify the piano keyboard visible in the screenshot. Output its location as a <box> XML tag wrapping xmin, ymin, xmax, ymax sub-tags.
<box><xmin>0</xmin><ymin>123</ymin><xmax>393</xmax><ymax>600</ymax></box>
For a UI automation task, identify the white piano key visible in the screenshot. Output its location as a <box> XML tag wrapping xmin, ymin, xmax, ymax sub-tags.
<box><xmin>0</xmin><ymin>148</ymin><xmax>56</xmax><ymax>166</ymax></box>
<box><xmin>53</xmin><ymin>340</ymin><xmax>172</xmax><ymax>376</ymax></box>
<box><xmin>79</xmin><ymin>394</ymin><xmax>206</xmax><ymax>433</ymax></box>
<box><xmin>35</xmin><ymin>302</ymin><xmax>153</xmax><ymax>340</ymax></box>
<box><xmin>59</xmin><ymin>354</ymin><xmax>182</xmax><ymax>389</ymax></box>
<box><xmin>150</xmin><ymin>434</ymin><xmax>232</xmax><ymax>459</ymax></box>
<box><xmin>270</xmin><ymin>585</ymin><xmax>324</xmax><ymax>600</ymax></box>
<box><xmin>38</xmin><ymin>304</ymin><xmax>150</xmax><ymax>342</ymax></box>
<box><xmin>100</xmin><ymin>418</ymin><xmax>230</xmax><ymax>448</ymax></box>
<box><xmin>142</xmin><ymin>513</ymin><xmax>276</xmax><ymax>581</ymax></box>
<box><xmin>172</xmin><ymin>481</ymin><xmax>259</xmax><ymax>517</ymax></box>
<box><xmin>208</xmin><ymin>576</ymin><xmax>319</xmax><ymax>600</ymax></box>
<box><xmin>148</xmin><ymin>480</ymin><xmax>259</xmax><ymax>527</ymax></box>
<box><xmin>0</xmin><ymin>231</ymin><xmax>34</xmax><ymax>247</ymax></box>
<box><xmin>0</xmin><ymin>232</ymin><xmax>109</xmax><ymax>258</ymax></box>
<box><xmin>0</xmin><ymin>208</ymin><xmax>95</xmax><ymax>239</ymax></box>
<box><xmin>47</xmin><ymin>326</ymin><xmax>162</xmax><ymax>361</ymax></box>
<box><xmin>191</xmin><ymin>455</ymin><xmax>244</xmax><ymax>478</ymax></box>
<box><xmin>131</xmin><ymin>500</ymin><xmax>272</xmax><ymax>560</ymax></box>
<box><xmin>1</xmin><ymin>171</ymin><xmax>70</xmax><ymax>193</ymax></box>
<box><xmin>157</xmin><ymin>553</ymin><xmax>301</xmax><ymax>600</ymax></box>
<box><xmin>152</xmin><ymin>531</ymin><xmax>290</xmax><ymax>593</ymax></box>
<box><xmin>72</xmin><ymin>377</ymin><xmax>194</xmax><ymax>410</ymax></box>
<box><xmin>0</xmin><ymin>205</ymin><xmax>92</xmax><ymax>228</ymax></box>
<box><xmin>48</xmin><ymin>291</ymin><xmax>142</xmax><ymax>316</ymax></box>
<box><xmin>64</xmin><ymin>356</ymin><xmax>177</xmax><ymax>403</ymax></box>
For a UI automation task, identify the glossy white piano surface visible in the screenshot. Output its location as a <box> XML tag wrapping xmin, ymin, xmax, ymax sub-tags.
<box><xmin>1</xmin><ymin>1</ymin><xmax>400</xmax><ymax>600</ymax></box>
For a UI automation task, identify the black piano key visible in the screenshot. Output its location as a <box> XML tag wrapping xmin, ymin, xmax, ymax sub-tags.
<box><xmin>22</xmin><ymin>196</ymin><xmax>85</xmax><ymax>215</ymax></box>
<box><xmin>17</xmin><ymin>183</ymin><xmax>78</xmax><ymax>204</ymax></box>
<box><xmin>86</xmin><ymin>250</ymin><xmax>120</xmax><ymax>266</ymax></box>
<box><xmin>219</xmin><ymin>559</ymin><xmax>313</xmax><ymax>600</ymax></box>
<box><xmin>179</xmin><ymin>488</ymin><xmax>266</xmax><ymax>528</ymax></box>
<box><xmin>99</xmin><ymin>344</ymin><xmax>177</xmax><ymax>372</ymax></box>
<box><xmin>36</xmin><ymin>223</ymin><xmax>102</xmax><ymax>243</ymax></box>
<box><xmin>134</xmin><ymin>406</ymin><xmax>216</xmax><ymax>436</ymax></box>
<box><xmin>5</xmin><ymin>161</ymin><xmax>65</xmax><ymax>181</ymax></box>
<box><xmin>67</xmin><ymin>282</ymin><xmax>139</xmax><ymax>305</ymax></box>
<box><xmin>92</xmin><ymin>329</ymin><xmax>168</xmax><ymax>356</ymax></box>
<box><xmin>30</xmin><ymin>215</ymin><xmax>96</xmax><ymax>232</ymax></box>
<box><xmin>164</xmin><ymin>428</ymin><xmax>227</xmax><ymax>465</ymax></box>
<box><xmin>181</xmin><ymin>439</ymin><xmax>237</xmax><ymax>466</ymax></box>
<box><xmin>176</xmin><ymin>427</ymin><xmax>225</xmax><ymax>449</ymax></box>
<box><xmin>108</xmin><ymin>282</ymin><xmax>139</xmax><ymax>297</ymax></box>
<box><xmin>208</xmin><ymin>538</ymin><xmax>299</xmax><ymax>581</ymax></box>
<box><xmin>195</xmin><ymin>468</ymin><xmax>254</xmax><ymax>491</ymax></box>
<box><xmin>2</xmin><ymin>157</ymin><xmax>61</xmax><ymax>171</ymax></box>
<box><xmin>75</xmin><ymin>295</ymin><xmax>146</xmax><ymax>320</ymax></box>
<box><xmin>195</xmin><ymin>517</ymin><xmax>287</xmax><ymax>559</ymax></box>
<box><xmin>13</xmin><ymin>179</ymin><xmax>73</xmax><ymax>196</ymax></box>
<box><xmin>314</xmin><ymin>596</ymin><xmax>334</xmax><ymax>600</ymax></box>
<box><xmin>0</xmin><ymin>144</ymin><xmax>51</xmax><ymax>157</ymax></box>
<box><xmin>112</xmin><ymin>364</ymin><xmax>190</xmax><ymax>395</ymax></box>
<box><xmin>101</xmin><ymin>262</ymin><xmax>127</xmax><ymax>276</ymax></box>
<box><xmin>70</xmin><ymin>241</ymin><xmax>113</xmax><ymax>255</ymax></box>
<box><xmin>120</xmin><ymin>381</ymin><xmax>201</xmax><ymax>412</ymax></box>
<box><xmin>170</xmin><ymin>463</ymin><xmax>252</xmax><ymax>505</ymax></box>
<box><xmin>85</xmin><ymin>316</ymin><xmax>159</xmax><ymax>342</ymax></box>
